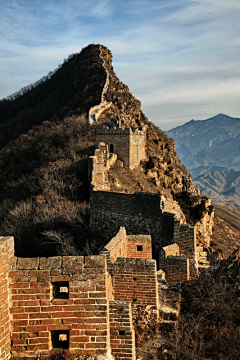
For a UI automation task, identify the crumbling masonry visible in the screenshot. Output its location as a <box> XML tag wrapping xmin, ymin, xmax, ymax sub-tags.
<box><xmin>0</xmin><ymin>125</ymin><xmax>212</xmax><ymax>359</ymax></box>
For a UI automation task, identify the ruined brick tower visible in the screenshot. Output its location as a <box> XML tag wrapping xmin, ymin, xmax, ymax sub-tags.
<box><xmin>95</xmin><ymin>125</ymin><xmax>147</xmax><ymax>170</ymax></box>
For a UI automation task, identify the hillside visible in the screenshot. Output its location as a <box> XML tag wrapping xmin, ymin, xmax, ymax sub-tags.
<box><xmin>0</xmin><ymin>44</ymin><xmax>213</xmax><ymax>257</ymax></box>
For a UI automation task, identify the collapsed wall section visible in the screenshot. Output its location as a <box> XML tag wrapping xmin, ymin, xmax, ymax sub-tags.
<box><xmin>0</xmin><ymin>236</ymin><xmax>14</xmax><ymax>360</ymax></box>
<box><xmin>9</xmin><ymin>255</ymin><xmax>110</xmax><ymax>359</ymax></box>
<box><xmin>88</xmin><ymin>141</ymin><xmax>117</xmax><ymax>191</ymax></box>
<box><xmin>90</xmin><ymin>191</ymin><xmax>175</xmax><ymax>258</ymax></box>
<box><xmin>173</xmin><ymin>220</ymin><xmax>198</xmax><ymax>276</ymax></box>
<box><xmin>96</xmin><ymin>128</ymin><xmax>131</xmax><ymax>167</ymax></box>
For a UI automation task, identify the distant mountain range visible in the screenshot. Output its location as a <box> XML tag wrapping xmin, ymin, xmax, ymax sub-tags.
<box><xmin>166</xmin><ymin>114</ymin><xmax>240</xmax><ymax>206</ymax></box>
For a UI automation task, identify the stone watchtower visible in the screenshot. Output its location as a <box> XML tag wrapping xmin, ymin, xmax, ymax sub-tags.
<box><xmin>95</xmin><ymin>125</ymin><xmax>147</xmax><ymax>169</ymax></box>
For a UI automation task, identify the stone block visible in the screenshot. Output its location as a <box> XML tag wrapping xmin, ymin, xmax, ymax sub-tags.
<box><xmin>39</xmin><ymin>257</ymin><xmax>62</xmax><ymax>269</ymax></box>
<box><xmin>84</xmin><ymin>255</ymin><xmax>106</xmax><ymax>269</ymax></box>
<box><xmin>17</xmin><ymin>258</ymin><xmax>39</xmax><ymax>270</ymax></box>
<box><xmin>62</xmin><ymin>256</ymin><xmax>84</xmax><ymax>269</ymax></box>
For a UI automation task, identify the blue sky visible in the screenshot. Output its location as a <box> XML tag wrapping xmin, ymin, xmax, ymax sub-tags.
<box><xmin>0</xmin><ymin>0</ymin><xmax>240</xmax><ymax>130</ymax></box>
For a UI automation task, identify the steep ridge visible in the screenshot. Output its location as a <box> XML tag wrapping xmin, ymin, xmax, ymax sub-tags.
<box><xmin>0</xmin><ymin>44</ymin><xmax>213</xmax><ymax>256</ymax></box>
<box><xmin>0</xmin><ymin>45</ymin><xmax>107</xmax><ymax>149</ymax></box>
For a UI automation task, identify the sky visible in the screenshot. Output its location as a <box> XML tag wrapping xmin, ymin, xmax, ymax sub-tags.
<box><xmin>0</xmin><ymin>0</ymin><xmax>240</xmax><ymax>130</ymax></box>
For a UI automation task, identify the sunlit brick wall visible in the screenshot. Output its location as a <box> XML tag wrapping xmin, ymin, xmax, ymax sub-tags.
<box><xmin>0</xmin><ymin>236</ymin><xmax>14</xmax><ymax>360</ymax></box>
<box><xmin>9</xmin><ymin>255</ymin><xmax>110</xmax><ymax>359</ymax></box>
<box><xmin>109</xmin><ymin>301</ymin><xmax>135</xmax><ymax>360</ymax></box>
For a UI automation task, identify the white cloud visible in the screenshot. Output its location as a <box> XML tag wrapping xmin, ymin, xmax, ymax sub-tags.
<box><xmin>0</xmin><ymin>0</ymin><xmax>239</xmax><ymax>129</ymax></box>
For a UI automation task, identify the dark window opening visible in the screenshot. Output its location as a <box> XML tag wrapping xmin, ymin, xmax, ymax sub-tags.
<box><xmin>133</xmin><ymin>277</ymin><xmax>137</xmax><ymax>281</ymax></box>
<box><xmin>52</xmin><ymin>281</ymin><xmax>69</xmax><ymax>299</ymax></box>
<box><xmin>119</xmin><ymin>330</ymin><xmax>125</xmax><ymax>336</ymax></box>
<box><xmin>51</xmin><ymin>330</ymin><xmax>69</xmax><ymax>349</ymax></box>
<box><xmin>137</xmin><ymin>245</ymin><xmax>143</xmax><ymax>252</ymax></box>
<box><xmin>132</xmin><ymin>299</ymin><xmax>137</xmax><ymax>303</ymax></box>
<box><xmin>109</xmin><ymin>144</ymin><xmax>114</xmax><ymax>153</ymax></box>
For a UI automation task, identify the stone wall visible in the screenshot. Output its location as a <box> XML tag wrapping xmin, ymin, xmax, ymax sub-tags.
<box><xmin>129</xmin><ymin>127</ymin><xmax>146</xmax><ymax>169</ymax></box>
<box><xmin>9</xmin><ymin>255</ymin><xmax>111</xmax><ymax>359</ymax></box>
<box><xmin>109</xmin><ymin>301</ymin><xmax>135</xmax><ymax>360</ymax></box>
<box><xmin>0</xmin><ymin>236</ymin><xmax>14</xmax><ymax>360</ymax></box>
<box><xmin>90</xmin><ymin>191</ymin><xmax>175</xmax><ymax>258</ymax></box>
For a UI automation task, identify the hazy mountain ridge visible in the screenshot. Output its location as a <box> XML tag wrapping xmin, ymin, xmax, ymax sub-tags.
<box><xmin>166</xmin><ymin>114</ymin><xmax>240</xmax><ymax>171</ymax></box>
<box><xmin>194</xmin><ymin>169</ymin><xmax>240</xmax><ymax>207</ymax></box>
<box><xmin>166</xmin><ymin>114</ymin><xmax>240</xmax><ymax>206</ymax></box>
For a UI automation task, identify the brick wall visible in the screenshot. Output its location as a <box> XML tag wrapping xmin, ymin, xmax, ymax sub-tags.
<box><xmin>173</xmin><ymin>220</ymin><xmax>198</xmax><ymax>276</ymax></box>
<box><xmin>129</xmin><ymin>127</ymin><xmax>146</xmax><ymax>169</ymax></box>
<box><xmin>126</xmin><ymin>235</ymin><xmax>152</xmax><ymax>259</ymax></box>
<box><xmin>102</xmin><ymin>228</ymin><xmax>152</xmax><ymax>264</ymax></box>
<box><xmin>95</xmin><ymin>126</ymin><xmax>146</xmax><ymax>169</ymax></box>
<box><xmin>163</xmin><ymin>257</ymin><xmax>189</xmax><ymax>284</ymax></box>
<box><xmin>9</xmin><ymin>255</ymin><xmax>110</xmax><ymax>358</ymax></box>
<box><xmin>88</xmin><ymin>142</ymin><xmax>117</xmax><ymax>191</ymax></box>
<box><xmin>96</xmin><ymin>128</ymin><xmax>131</xmax><ymax>167</ymax></box>
<box><xmin>161</xmin><ymin>198</ymin><xmax>181</xmax><ymax>218</ymax></box>
<box><xmin>112</xmin><ymin>258</ymin><xmax>158</xmax><ymax>310</ymax></box>
<box><xmin>103</xmin><ymin>227</ymin><xmax>127</xmax><ymax>263</ymax></box>
<box><xmin>0</xmin><ymin>236</ymin><xmax>14</xmax><ymax>360</ymax></box>
<box><xmin>109</xmin><ymin>301</ymin><xmax>135</xmax><ymax>360</ymax></box>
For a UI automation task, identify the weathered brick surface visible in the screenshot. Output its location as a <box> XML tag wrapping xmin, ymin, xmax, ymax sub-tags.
<box><xmin>96</xmin><ymin>126</ymin><xmax>147</xmax><ymax>170</ymax></box>
<box><xmin>173</xmin><ymin>220</ymin><xmax>198</xmax><ymax>276</ymax></box>
<box><xmin>112</xmin><ymin>258</ymin><xmax>158</xmax><ymax>310</ymax></box>
<box><xmin>126</xmin><ymin>235</ymin><xmax>152</xmax><ymax>259</ymax></box>
<box><xmin>9</xmin><ymin>255</ymin><xmax>110</xmax><ymax>358</ymax></box>
<box><xmin>163</xmin><ymin>257</ymin><xmax>189</xmax><ymax>284</ymax></box>
<box><xmin>102</xmin><ymin>227</ymin><xmax>152</xmax><ymax>264</ymax></box>
<box><xmin>109</xmin><ymin>301</ymin><xmax>135</xmax><ymax>360</ymax></box>
<box><xmin>0</xmin><ymin>236</ymin><xmax>14</xmax><ymax>360</ymax></box>
<box><xmin>88</xmin><ymin>142</ymin><xmax>117</xmax><ymax>191</ymax></box>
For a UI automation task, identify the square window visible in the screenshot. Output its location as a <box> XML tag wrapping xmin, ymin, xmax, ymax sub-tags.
<box><xmin>137</xmin><ymin>245</ymin><xmax>143</xmax><ymax>252</ymax></box>
<box><xmin>51</xmin><ymin>330</ymin><xmax>69</xmax><ymax>349</ymax></box>
<box><xmin>119</xmin><ymin>330</ymin><xmax>125</xmax><ymax>336</ymax></box>
<box><xmin>52</xmin><ymin>281</ymin><xmax>69</xmax><ymax>299</ymax></box>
